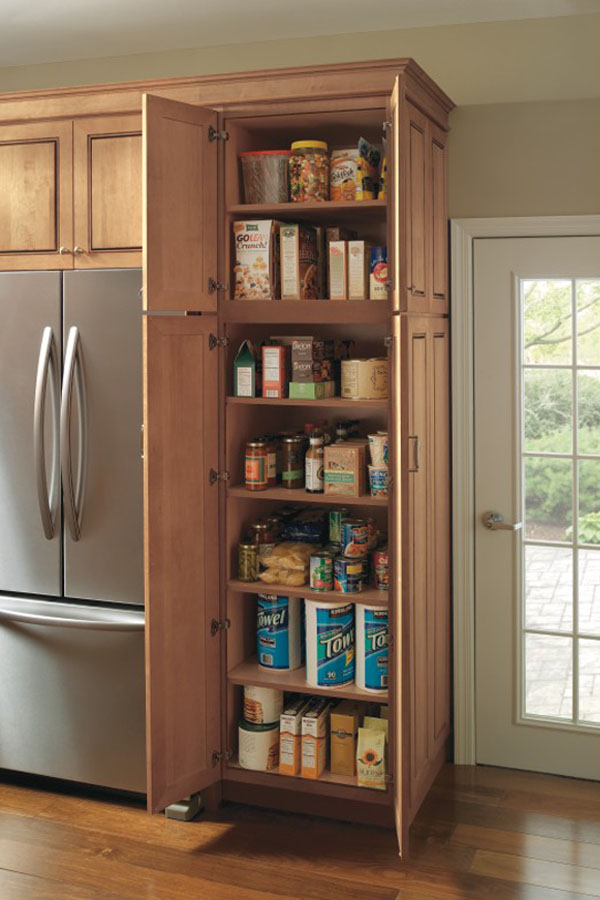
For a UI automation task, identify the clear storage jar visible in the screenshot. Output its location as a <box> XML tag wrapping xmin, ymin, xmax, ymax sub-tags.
<box><xmin>289</xmin><ymin>141</ymin><xmax>329</xmax><ymax>202</ymax></box>
<box><xmin>240</xmin><ymin>150</ymin><xmax>290</xmax><ymax>204</ymax></box>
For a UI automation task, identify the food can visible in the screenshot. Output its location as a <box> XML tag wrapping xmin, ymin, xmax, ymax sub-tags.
<box><xmin>341</xmin><ymin>519</ymin><xmax>369</xmax><ymax>558</ymax></box>
<box><xmin>334</xmin><ymin>556</ymin><xmax>363</xmax><ymax>594</ymax></box>
<box><xmin>243</xmin><ymin>685</ymin><xmax>284</xmax><ymax>724</ymax></box>
<box><xmin>238</xmin><ymin>542</ymin><xmax>259</xmax><ymax>582</ymax></box>
<box><xmin>358</xmin><ymin>555</ymin><xmax>370</xmax><ymax>585</ymax></box>
<box><xmin>329</xmin><ymin>508</ymin><xmax>349</xmax><ymax>544</ymax></box>
<box><xmin>238</xmin><ymin>719</ymin><xmax>280</xmax><ymax>771</ymax></box>
<box><xmin>373</xmin><ymin>547</ymin><xmax>389</xmax><ymax>591</ymax></box>
<box><xmin>309</xmin><ymin>552</ymin><xmax>334</xmax><ymax>592</ymax></box>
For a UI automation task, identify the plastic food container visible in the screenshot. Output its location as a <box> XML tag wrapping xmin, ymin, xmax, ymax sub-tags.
<box><xmin>368</xmin><ymin>465</ymin><xmax>390</xmax><ymax>497</ymax></box>
<box><xmin>289</xmin><ymin>140</ymin><xmax>329</xmax><ymax>202</ymax></box>
<box><xmin>240</xmin><ymin>150</ymin><xmax>290</xmax><ymax>204</ymax></box>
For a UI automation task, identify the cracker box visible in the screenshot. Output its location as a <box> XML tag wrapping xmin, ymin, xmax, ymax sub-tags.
<box><xmin>289</xmin><ymin>381</ymin><xmax>336</xmax><ymax>401</ymax></box>
<box><xmin>301</xmin><ymin>698</ymin><xmax>331</xmax><ymax>779</ymax></box>
<box><xmin>348</xmin><ymin>241</ymin><xmax>371</xmax><ymax>300</ymax></box>
<box><xmin>233</xmin><ymin>340</ymin><xmax>259</xmax><ymax>397</ymax></box>
<box><xmin>328</xmin><ymin>241</ymin><xmax>348</xmax><ymax>300</ymax></box>
<box><xmin>330</xmin><ymin>701</ymin><xmax>361</xmax><ymax>776</ymax></box>
<box><xmin>291</xmin><ymin>338</ymin><xmax>334</xmax><ymax>383</ymax></box>
<box><xmin>262</xmin><ymin>344</ymin><xmax>289</xmax><ymax>399</ymax></box>
<box><xmin>279</xmin><ymin>696</ymin><xmax>311</xmax><ymax>776</ymax></box>
<box><xmin>233</xmin><ymin>220</ymin><xmax>282</xmax><ymax>299</ymax></box>
<box><xmin>324</xmin><ymin>440</ymin><xmax>368</xmax><ymax>497</ymax></box>
<box><xmin>341</xmin><ymin>358</ymin><xmax>389</xmax><ymax>401</ymax></box>
<box><xmin>280</xmin><ymin>224</ymin><xmax>319</xmax><ymax>300</ymax></box>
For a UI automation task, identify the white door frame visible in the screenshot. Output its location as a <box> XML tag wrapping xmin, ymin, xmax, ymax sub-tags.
<box><xmin>451</xmin><ymin>215</ymin><xmax>600</xmax><ymax>765</ymax></box>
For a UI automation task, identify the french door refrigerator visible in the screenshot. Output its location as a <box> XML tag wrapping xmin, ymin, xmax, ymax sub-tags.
<box><xmin>0</xmin><ymin>269</ymin><xmax>146</xmax><ymax>793</ymax></box>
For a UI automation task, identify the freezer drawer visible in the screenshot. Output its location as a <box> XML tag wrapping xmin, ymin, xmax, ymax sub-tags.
<box><xmin>0</xmin><ymin>596</ymin><xmax>146</xmax><ymax>793</ymax></box>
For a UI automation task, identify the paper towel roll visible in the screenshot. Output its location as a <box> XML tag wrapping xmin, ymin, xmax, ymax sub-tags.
<box><xmin>305</xmin><ymin>599</ymin><xmax>355</xmax><ymax>687</ymax></box>
<box><xmin>356</xmin><ymin>604</ymin><xmax>388</xmax><ymax>692</ymax></box>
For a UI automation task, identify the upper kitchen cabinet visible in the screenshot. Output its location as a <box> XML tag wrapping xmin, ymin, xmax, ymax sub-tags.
<box><xmin>0</xmin><ymin>121</ymin><xmax>73</xmax><ymax>270</ymax></box>
<box><xmin>73</xmin><ymin>115</ymin><xmax>142</xmax><ymax>268</ymax></box>
<box><xmin>143</xmin><ymin>95</ymin><xmax>218</xmax><ymax>312</ymax></box>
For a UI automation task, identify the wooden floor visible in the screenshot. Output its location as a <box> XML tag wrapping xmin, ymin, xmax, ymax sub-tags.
<box><xmin>0</xmin><ymin>764</ymin><xmax>599</xmax><ymax>899</ymax></box>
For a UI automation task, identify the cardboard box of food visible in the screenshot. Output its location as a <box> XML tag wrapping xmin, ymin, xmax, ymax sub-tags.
<box><xmin>233</xmin><ymin>220</ymin><xmax>282</xmax><ymax>299</ymax></box>
<box><xmin>280</xmin><ymin>224</ymin><xmax>318</xmax><ymax>300</ymax></box>
<box><xmin>233</xmin><ymin>339</ymin><xmax>259</xmax><ymax>397</ymax></box>
<box><xmin>328</xmin><ymin>241</ymin><xmax>347</xmax><ymax>300</ymax></box>
<box><xmin>280</xmin><ymin>696</ymin><xmax>311</xmax><ymax>776</ymax></box>
<box><xmin>262</xmin><ymin>344</ymin><xmax>289</xmax><ymax>399</ymax></box>
<box><xmin>289</xmin><ymin>381</ymin><xmax>336</xmax><ymax>400</ymax></box>
<box><xmin>330</xmin><ymin>701</ymin><xmax>361</xmax><ymax>776</ymax></box>
<box><xmin>341</xmin><ymin>358</ymin><xmax>389</xmax><ymax>400</ymax></box>
<box><xmin>324</xmin><ymin>440</ymin><xmax>368</xmax><ymax>496</ymax></box>
<box><xmin>348</xmin><ymin>241</ymin><xmax>371</xmax><ymax>300</ymax></box>
<box><xmin>301</xmin><ymin>698</ymin><xmax>331</xmax><ymax>779</ymax></box>
<box><xmin>291</xmin><ymin>338</ymin><xmax>335</xmax><ymax>383</ymax></box>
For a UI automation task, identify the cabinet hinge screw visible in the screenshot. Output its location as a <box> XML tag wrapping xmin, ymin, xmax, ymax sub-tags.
<box><xmin>212</xmin><ymin>749</ymin><xmax>232</xmax><ymax>766</ymax></box>
<box><xmin>209</xmin><ymin>468</ymin><xmax>230</xmax><ymax>485</ymax></box>
<box><xmin>210</xmin><ymin>617</ymin><xmax>231</xmax><ymax>637</ymax></box>
<box><xmin>208</xmin><ymin>278</ymin><xmax>228</xmax><ymax>295</ymax></box>
<box><xmin>208</xmin><ymin>333</ymin><xmax>229</xmax><ymax>350</ymax></box>
<box><xmin>208</xmin><ymin>126</ymin><xmax>229</xmax><ymax>142</ymax></box>
<box><xmin>383</xmin><ymin>120</ymin><xmax>392</xmax><ymax>131</ymax></box>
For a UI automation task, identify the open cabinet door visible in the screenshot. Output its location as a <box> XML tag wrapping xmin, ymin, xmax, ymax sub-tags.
<box><xmin>387</xmin><ymin>77</ymin><xmax>403</xmax><ymax>314</ymax></box>
<box><xmin>143</xmin><ymin>94</ymin><xmax>218</xmax><ymax>312</ymax></box>
<box><xmin>144</xmin><ymin>315</ymin><xmax>221</xmax><ymax>812</ymax></box>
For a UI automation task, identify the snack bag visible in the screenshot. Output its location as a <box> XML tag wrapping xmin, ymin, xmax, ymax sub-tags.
<box><xmin>357</xmin><ymin>138</ymin><xmax>381</xmax><ymax>201</ymax></box>
<box><xmin>356</xmin><ymin>726</ymin><xmax>386</xmax><ymax>790</ymax></box>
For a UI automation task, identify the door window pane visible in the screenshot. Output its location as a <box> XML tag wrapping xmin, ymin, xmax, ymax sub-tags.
<box><xmin>524</xmin><ymin>369</ymin><xmax>572</xmax><ymax>453</ymax></box>
<box><xmin>578</xmin><ymin>639</ymin><xmax>600</xmax><ymax>724</ymax></box>
<box><xmin>578</xmin><ymin>370</ymin><xmax>600</xmax><ymax>455</ymax></box>
<box><xmin>578</xmin><ymin>459</ymin><xmax>600</xmax><ymax>545</ymax></box>
<box><xmin>523</xmin><ymin>279</ymin><xmax>572</xmax><ymax>365</ymax></box>
<box><xmin>525</xmin><ymin>546</ymin><xmax>573</xmax><ymax>632</ymax></box>
<box><xmin>579</xmin><ymin>549</ymin><xmax>600</xmax><ymax>637</ymax></box>
<box><xmin>576</xmin><ymin>280</ymin><xmax>600</xmax><ymax>366</ymax></box>
<box><xmin>525</xmin><ymin>633</ymin><xmax>572</xmax><ymax>719</ymax></box>
<box><xmin>525</xmin><ymin>457</ymin><xmax>572</xmax><ymax>541</ymax></box>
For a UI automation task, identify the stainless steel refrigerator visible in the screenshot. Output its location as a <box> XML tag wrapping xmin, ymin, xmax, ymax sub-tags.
<box><xmin>0</xmin><ymin>269</ymin><xmax>146</xmax><ymax>793</ymax></box>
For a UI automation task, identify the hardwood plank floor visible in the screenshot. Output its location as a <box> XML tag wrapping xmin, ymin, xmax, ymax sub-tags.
<box><xmin>0</xmin><ymin>764</ymin><xmax>599</xmax><ymax>900</ymax></box>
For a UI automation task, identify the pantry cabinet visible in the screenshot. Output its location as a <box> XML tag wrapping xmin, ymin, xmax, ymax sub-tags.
<box><xmin>0</xmin><ymin>58</ymin><xmax>453</xmax><ymax>858</ymax></box>
<box><xmin>0</xmin><ymin>115</ymin><xmax>142</xmax><ymax>270</ymax></box>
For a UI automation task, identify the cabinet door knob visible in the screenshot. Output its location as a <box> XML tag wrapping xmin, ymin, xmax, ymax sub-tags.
<box><xmin>73</xmin><ymin>246</ymin><xmax>85</xmax><ymax>255</ymax></box>
<box><xmin>58</xmin><ymin>246</ymin><xmax>71</xmax><ymax>255</ymax></box>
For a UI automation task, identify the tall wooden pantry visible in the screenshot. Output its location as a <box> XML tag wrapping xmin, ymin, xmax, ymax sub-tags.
<box><xmin>0</xmin><ymin>58</ymin><xmax>453</xmax><ymax>856</ymax></box>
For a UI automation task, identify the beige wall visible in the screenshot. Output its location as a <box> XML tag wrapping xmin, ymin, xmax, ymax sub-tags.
<box><xmin>1</xmin><ymin>14</ymin><xmax>599</xmax><ymax>219</ymax></box>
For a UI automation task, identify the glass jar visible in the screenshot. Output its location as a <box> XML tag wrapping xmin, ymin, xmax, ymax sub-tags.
<box><xmin>245</xmin><ymin>440</ymin><xmax>269</xmax><ymax>491</ymax></box>
<box><xmin>247</xmin><ymin>521</ymin><xmax>277</xmax><ymax>567</ymax></box>
<box><xmin>238</xmin><ymin>542</ymin><xmax>259</xmax><ymax>582</ymax></box>
<box><xmin>281</xmin><ymin>435</ymin><xmax>305</xmax><ymax>489</ymax></box>
<box><xmin>289</xmin><ymin>141</ymin><xmax>329</xmax><ymax>202</ymax></box>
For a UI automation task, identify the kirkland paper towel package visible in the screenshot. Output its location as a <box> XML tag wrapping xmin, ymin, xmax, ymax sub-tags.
<box><xmin>305</xmin><ymin>599</ymin><xmax>355</xmax><ymax>687</ymax></box>
<box><xmin>257</xmin><ymin>594</ymin><xmax>302</xmax><ymax>670</ymax></box>
<box><xmin>356</xmin><ymin>605</ymin><xmax>389</xmax><ymax>692</ymax></box>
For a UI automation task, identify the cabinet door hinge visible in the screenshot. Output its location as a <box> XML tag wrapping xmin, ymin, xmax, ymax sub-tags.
<box><xmin>383</xmin><ymin>120</ymin><xmax>392</xmax><ymax>132</ymax></box>
<box><xmin>383</xmin><ymin>335</ymin><xmax>393</xmax><ymax>349</ymax></box>
<box><xmin>211</xmin><ymin>749</ymin><xmax>232</xmax><ymax>767</ymax></box>
<box><xmin>208</xmin><ymin>333</ymin><xmax>229</xmax><ymax>350</ymax></box>
<box><xmin>210</xmin><ymin>617</ymin><xmax>231</xmax><ymax>637</ymax></box>
<box><xmin>208</xmin><ymin>278</ymin><xmax>228</xmax><ymax>295</ymax></box>
<box><xmin>208</xmin><ymin>126</ymin><xmax>229</xmax><ymax>142</ymax></box>
<box><xmin>209</xmin><ymin>468</ymin><xmax>230</xmax><ymax>485</ymax></box>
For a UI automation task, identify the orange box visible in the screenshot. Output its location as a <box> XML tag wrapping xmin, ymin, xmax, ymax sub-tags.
<box><xmin>262</xmin><ymin>344</ymin><xmax>289</xmax><ymax>399</ymax></box>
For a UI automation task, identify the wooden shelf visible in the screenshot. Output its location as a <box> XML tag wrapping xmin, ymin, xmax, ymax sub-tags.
<box><xmin>227</xmin><ymin>396</ymin><xmax>388</xmax><ymax>409</ymax></box>
<box><xmin>228</xmin><ymin>199</ymin><xmax>386</xmax><ymax>219</ymax></box>
<box><xmin>222</xmin><ymin>299</ymin><xmax>389</xmax><ymax>324</ymax></box>
<box><xmin>228</xmin><ymin>485</ymin><xmax>388</xmax><ymax>506</ymax></box>
<box><xmin>228</xmin><ymin>579</ymin><xmax>389</xmax><ymax>606</ymax></box>
<box><xmin>226</xmin><ymin>759</ymin><xmax>390</xmax><ymax>802</ymax></box>
<box><xmin>228</xmin><ymin>656</ymin><xmax>388</xmax><ymax>703</ymax></box>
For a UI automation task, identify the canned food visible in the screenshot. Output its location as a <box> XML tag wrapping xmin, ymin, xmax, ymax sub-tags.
<box><xmin>373</xmin><ymin>547</ymin><xmax>389</xmax><ymax>591</ymax></box>
<box><xmin>329</xmin><ymin>508</ymin><xmax>349</xmax><ymax>544</ymax></box>
<box><xmin>238</xmin><ymin>542</ymin><xmax>259</xmax><ymax>582</ymax></box>
<box><xmin>238</xmin><ymin>719</ymin><xmax>280</xmax><ymax>771</ymax></box>
<box><xmin>341</xmin><ymin>519</ymin><xmax>369</xmax><ymax>558</ymax></box>
<box><xmin>243</xmin><ymin>685</ymin><xmax>283</xmax><ymax>724</ymax></box>
<box><xmin>309</xmin><ymin>552</ymin><xmax>334</xmax><ymax>592</ymax></box>
<box><xmin>334</xmin><ymin>556</ymin><xmax>363</xmax><ymax>594</ymax></box>
<box><xmin>357</xmin><ymin>555</ymin><xmax>370</xmax><ymax>585</ymax></box>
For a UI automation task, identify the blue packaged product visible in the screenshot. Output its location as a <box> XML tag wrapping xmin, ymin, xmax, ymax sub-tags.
<box><xmin>257</xmin><ymin>594</ymin><xmax>302</xmax><ymax>671</ymax></box>
<box><xmin>356</xmin><ymin>605</ymin><xmax>388</xmax><ymax>692</ymax></box>
<box><xmin>305</xmin><ymin>600</ymin><xmax>355</xmax><ymax>687</ymax></box>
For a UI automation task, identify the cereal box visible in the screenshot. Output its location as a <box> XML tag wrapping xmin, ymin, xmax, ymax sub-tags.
<box><xmin>233</xmin><ymin>220</ymin><xmax>282</xmax><ymax>299</ymax></box>
<box><xmin>348</xmin><ymin>241</ymin><xmax>370</xmax><ymax>300</ymax></box>
<box><xmin>328</xmin><ymin>241</ymin><xmax>347</xmax><ymax>300</ymax></box>
<box><xmin>280</xmin><ymin>224</ymin><xmax>319</xmax><ymax>300</ymax></box>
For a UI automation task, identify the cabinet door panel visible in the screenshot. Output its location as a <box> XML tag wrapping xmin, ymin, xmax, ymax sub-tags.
<box><xmin>74</xmin><ymin>116</ymin><xmax>142</xmax><ymax>268</ymax></box>
<box><xmin>144</xmin><ymin>315</ymin><xmax>221</xmax><ymax>812</ymax></box>
<box><xmin>406</xmin><ymin>106</ymin><xmax>428</xmax><ymax>308</ymax></box>
<box><xmin>0</xmin><ymin>121</ymin><xmax>73</xmax><ymax>270</ymax></box>
<box><xmin>143</xmin><ymin>95</ymin><xmax>218</xmax><ymax>312</ymax></box>
<box><xmin>430</xmin><ymin>125</ymin><xmax>448</xmax><ymax>313</ymax></box>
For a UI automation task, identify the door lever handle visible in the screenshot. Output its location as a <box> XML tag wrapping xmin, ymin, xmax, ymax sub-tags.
<box><xmin>483</xmin><ymin>512</ymin><xmax>523</xmax><ymax>531</ymax></box>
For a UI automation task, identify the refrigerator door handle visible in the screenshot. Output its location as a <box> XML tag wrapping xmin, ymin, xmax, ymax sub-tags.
<box><xmin>34</xmin><ymin>327</ymin><xmax>60</xmax><ymax>540</ymax></box>
<box><xmin>61</xmin><ymin>326</ymin><xmax>88</xmax><ymax>542</ymax></box>
<box><xmin>0</xmin><ymin>600</ymin><xmax>144</xmax><ymax>632</ymax></box>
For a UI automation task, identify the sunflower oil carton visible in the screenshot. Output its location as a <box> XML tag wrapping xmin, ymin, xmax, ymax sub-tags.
<box><xmin>356</xmin><ymin>717</ymin><xmax>387</xmax><ymax>790</ymax></box>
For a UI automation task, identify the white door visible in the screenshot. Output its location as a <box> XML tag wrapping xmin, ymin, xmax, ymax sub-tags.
<box><xmin>474</xmin><ymin>236</ymin><xmax>600</xmax><ymax>779</ymax></box>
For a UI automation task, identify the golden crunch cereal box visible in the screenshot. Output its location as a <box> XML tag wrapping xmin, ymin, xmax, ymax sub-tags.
<box><xmin>233</xmin><ymin>220</ymin><xmax>283</xmax><ymax>299</ymax></box>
